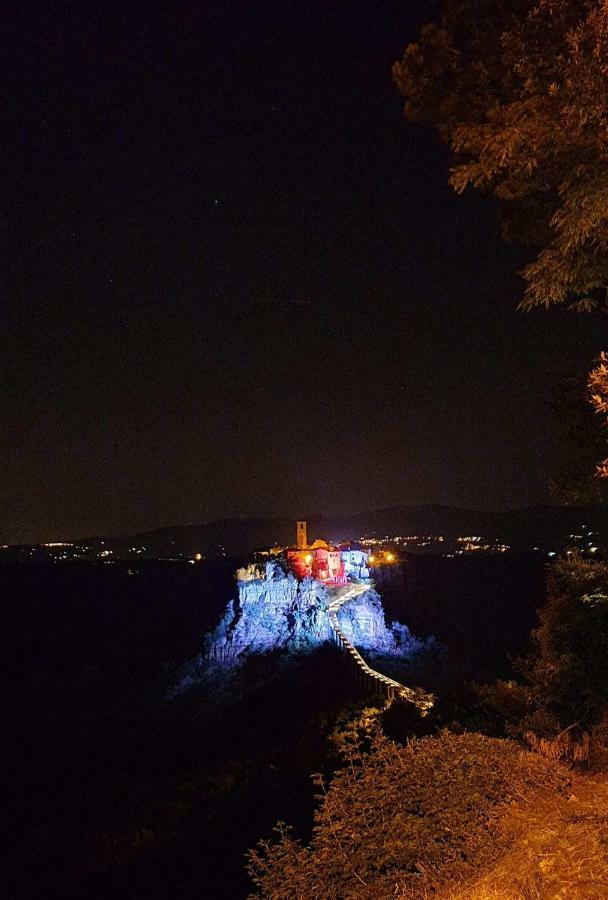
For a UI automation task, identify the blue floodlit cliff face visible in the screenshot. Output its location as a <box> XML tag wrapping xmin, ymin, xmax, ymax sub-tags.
<box><xmin>195</xmin><ymin>562</ymin><xmax>425</xmax><ymax>673</ymax></box>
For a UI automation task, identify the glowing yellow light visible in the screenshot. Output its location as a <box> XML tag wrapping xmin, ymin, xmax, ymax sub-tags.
<box><xmin>386</xmin><ymin>552</ymin><xmax>394</xmax><ymax>562</ymax></box>
<box><xmin>194</xmin><ymin>552</ymin><xmax>202</xmax><ymax>561</ymax></box>
<box><xmin>305</xmin><ymin>553</ymin><xmax>313</xmax><ymax>564</ymax></box>
<box><xmin>368</xmin><ymin>555</ymin><xmax>375</xmax><ymax>564</ymax></box>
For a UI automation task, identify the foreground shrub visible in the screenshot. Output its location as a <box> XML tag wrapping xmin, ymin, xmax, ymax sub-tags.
<box><xmin>248</xmin><ymin>731</ymin><xmax>570</xmax><ymax>898</ymax></box>
<box><xmin>518</xmin><ymin>556</ymin><xmax>608</xmax><ymax>735</ymax></box>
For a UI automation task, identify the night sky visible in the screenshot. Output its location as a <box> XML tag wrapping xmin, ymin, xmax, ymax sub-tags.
<box><xmin>6</xmin><ymin>1</ymin><xmax>603</xmax><ymax>543</ymax></box>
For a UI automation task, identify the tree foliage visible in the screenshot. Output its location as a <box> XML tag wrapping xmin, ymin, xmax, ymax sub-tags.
<box><xmin>548</xmin><ymin>371</ymin><xmax>608</xmax><ymax>501</ymax></box>
<box><xmin>518</xmin><ymin>555</ymin><xmax>608</xmax><ymax>732</ymax></box>
<box><xmin>589</xmin><ymin>351</ymin><xmax>608</xmax><ymax>477</ymax></box>
<box><xmin>247</xmin><ymin>730</ymin><xmax>569</xmax><ymax>898</ymax></box>
<box><xmin>393</xmin><ymin>0</ymin><xmax>608</xmax><ymax>311</ymax></box>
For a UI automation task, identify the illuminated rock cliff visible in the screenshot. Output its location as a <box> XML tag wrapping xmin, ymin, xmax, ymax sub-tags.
<box><xmin>201</xmin><ymin>561</ymin><xmax>424</xmax><ymax>669</ymax></box>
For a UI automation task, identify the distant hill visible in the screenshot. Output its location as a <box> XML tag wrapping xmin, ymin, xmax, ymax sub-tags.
<box><xmin>97</xmin><ymin>504</ymin><xmax>608</xmax><ymax>557</ymax></box>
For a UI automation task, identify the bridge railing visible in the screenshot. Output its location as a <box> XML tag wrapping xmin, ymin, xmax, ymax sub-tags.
<box><xmin>327</xmin><ymin>588</ymin><xmax>434</xmax><ymax>715</ymax></box>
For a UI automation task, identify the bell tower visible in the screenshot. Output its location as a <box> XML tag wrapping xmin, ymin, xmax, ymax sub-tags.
<box><xmin>296</xmin><ymin>520</ymin><xmax>307</xmax><ymax>549</ymax></box>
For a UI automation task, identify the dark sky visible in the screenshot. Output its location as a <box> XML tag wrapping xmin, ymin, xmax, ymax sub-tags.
<box><xmin>5</xmin><ymin>0</ymin><xmax>603</xmax><ymax>543</ymax></box>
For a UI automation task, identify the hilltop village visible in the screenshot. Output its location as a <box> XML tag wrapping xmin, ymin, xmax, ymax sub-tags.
<box><xmin>193</xmin><ymin>520</ymin><xmax>429</xmax><ymax>676</ymax></box>
<box><xmin>285</xmin><ymin>520</ymin><xmax>371</xmax><ymax>583</ymax></box>
<box><xmin>236</xmin><ymin>521</ymin><xmax>375</xmax><ymax>584</ymax></box>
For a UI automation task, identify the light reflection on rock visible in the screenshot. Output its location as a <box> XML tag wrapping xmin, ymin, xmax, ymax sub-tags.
<box><xmin>202</xmin><ymin>561</ymin><xmax>425</xmax><ymax>670</ymax></box>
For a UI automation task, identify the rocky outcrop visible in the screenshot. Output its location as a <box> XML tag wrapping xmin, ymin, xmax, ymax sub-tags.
<box><xmin>201</xmin><ymin>561</ymin><xmax>425</xmax><ymax>670</ymax></box>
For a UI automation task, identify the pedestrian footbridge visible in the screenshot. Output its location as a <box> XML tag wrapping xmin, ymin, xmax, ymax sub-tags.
<box><xmin>327</xmin><ymin>582</ymin><xmax>434</xmax><ymax>715</ymax></box>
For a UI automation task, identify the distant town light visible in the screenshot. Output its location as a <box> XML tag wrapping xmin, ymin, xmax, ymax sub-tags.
<box><xmin>194</xmin><ymin>552</ymin><xmax>202</xmax><ymax>561</ymax></box>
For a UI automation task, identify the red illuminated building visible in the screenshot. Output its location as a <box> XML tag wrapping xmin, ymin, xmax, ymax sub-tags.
<box><xmin>285</xmin><ymin>520</ymin><xmax>347</xmax><ymax>585</ymax></box>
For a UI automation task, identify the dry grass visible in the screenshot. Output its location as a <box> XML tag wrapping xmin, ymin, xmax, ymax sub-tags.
<box><xmin>250</xmin><ymin>732</ymin><xmax>608</xmax><ymax>899</ymax></box>
<box><xmin>425</xmin><ymin>773</ymin><xmax>608</xmax><ymax>900</ymax></box>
